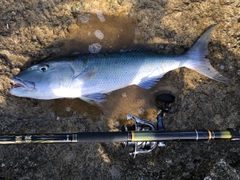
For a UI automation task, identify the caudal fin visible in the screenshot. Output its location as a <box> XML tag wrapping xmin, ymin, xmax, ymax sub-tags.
<box><xmin>185</xmin><ymin>25</ymin><xmax>229</xmax><ymax>83</ymax></box>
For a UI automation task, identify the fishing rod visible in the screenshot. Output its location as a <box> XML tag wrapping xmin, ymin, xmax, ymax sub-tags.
<box><xmin>1</xmin><ymin>93</ymin><xmax>240</xmax><ymax>157</ymax></box>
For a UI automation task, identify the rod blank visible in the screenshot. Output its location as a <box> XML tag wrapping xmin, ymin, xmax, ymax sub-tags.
<box><xmin>0</xmin><ymin>129</ymin><xmax>238</xmax><ymax>144</ymax></box>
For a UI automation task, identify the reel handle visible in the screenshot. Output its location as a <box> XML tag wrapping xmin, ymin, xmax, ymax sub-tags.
<box><xmin>155</xmin><ymin>93</ymin><xmax>175</xmax><ymax>112</ymax></box>
<box><xmin>155</xmin><ymin>93</ymin><xmax>175</xmax><ymax>130</ymax></box>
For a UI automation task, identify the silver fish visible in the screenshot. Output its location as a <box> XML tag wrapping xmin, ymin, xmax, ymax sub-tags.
<box><xmin>10</xmin><ymin>25</ymin><xmax>228</xmax><ymax>103</ymax></box>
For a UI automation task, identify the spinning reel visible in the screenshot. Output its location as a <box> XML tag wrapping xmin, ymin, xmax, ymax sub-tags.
<box><xmin>122</xmin><ymin>93</ymin><xmax>175</xmax><ymax>157</ymax></box>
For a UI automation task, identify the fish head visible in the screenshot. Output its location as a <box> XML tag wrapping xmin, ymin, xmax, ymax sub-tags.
<box><xmin>10</xmin><ymin>60</ymin><xmax>76</xmax><ymax>99</ymax></box>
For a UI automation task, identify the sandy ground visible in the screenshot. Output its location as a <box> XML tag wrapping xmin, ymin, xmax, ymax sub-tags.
<box><xmin>0</xmin><ymin>0</ymin><xmax>240</xmax><ymax>179</ymax></box>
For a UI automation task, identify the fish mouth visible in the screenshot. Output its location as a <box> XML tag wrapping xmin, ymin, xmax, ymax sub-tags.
<box><xmin>11</xmin><ymin>77</ymin><xmax>35</xmax><ymax>90</ymax></box>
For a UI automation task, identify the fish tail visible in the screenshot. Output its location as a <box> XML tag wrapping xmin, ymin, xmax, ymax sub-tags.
<box><xmin>184</xmin><ymin>25</ymin><xmax>229</xmax><ymax>83</ymax></box>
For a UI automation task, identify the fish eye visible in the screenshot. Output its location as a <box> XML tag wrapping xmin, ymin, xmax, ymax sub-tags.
<box><xmin>39</xmin><ymin>65</ymin><xmax>49</xmax><ymax>72</ymax></box>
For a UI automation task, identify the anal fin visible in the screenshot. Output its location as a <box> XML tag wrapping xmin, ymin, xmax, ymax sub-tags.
<box><xmin>82</xmin><ymin>93</ymin><xmax>107</xmax><ymax>103</ymax></box>
<box><xmin>137</xmin><ymin>68</ymin><xmax>164</xmax><ymax>89</ymax></box>
<box><xmin>137</xmin><ymin>76</ymin><xmax>161</xmax><ymax>89</ymax></box>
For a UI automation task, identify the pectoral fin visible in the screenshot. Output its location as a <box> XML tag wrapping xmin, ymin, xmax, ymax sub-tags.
<box><xmin>74</xmin><ymin>68</ymin><xmax>97</xmax><ymax>83</ymax></box>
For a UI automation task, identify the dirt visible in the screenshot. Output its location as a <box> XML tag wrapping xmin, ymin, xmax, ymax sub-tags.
<box><xmin>0</xmin><ymin>0</ymin><xmax>240</xmax><ymax>179</ymax></box>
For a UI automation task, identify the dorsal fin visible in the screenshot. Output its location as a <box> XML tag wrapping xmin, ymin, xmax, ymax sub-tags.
<box><xmin>70</xmin><ymin>46</ymin><xmax>154</xmax><ymax>56</ymax></box>
<box><xmin>119</xmin><ymin>46</ymin><xmax>153</xmax><ymax>53</ymax></box>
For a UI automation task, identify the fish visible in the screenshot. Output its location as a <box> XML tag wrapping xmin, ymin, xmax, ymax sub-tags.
<box><xmin>10</xmin><ymin>25</ymin><xmax>228</xmax><ymax>103</ymax></box>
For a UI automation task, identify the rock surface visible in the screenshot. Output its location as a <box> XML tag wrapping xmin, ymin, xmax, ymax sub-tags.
<box><xmin>0</xmin><ymin>0</ymin><xmax>239</xmax><ymax>179</ymax></box>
